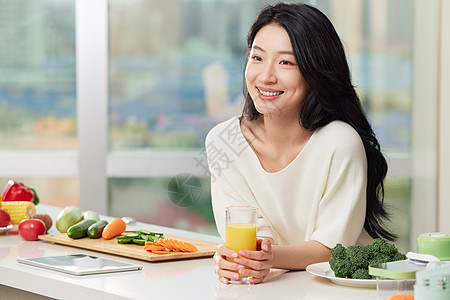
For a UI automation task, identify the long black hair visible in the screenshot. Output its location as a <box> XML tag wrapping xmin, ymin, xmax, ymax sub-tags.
<box><xmin>242</xmin><ymin>3</ymin><xmax>396</xmax><ymax>241</ymax></box>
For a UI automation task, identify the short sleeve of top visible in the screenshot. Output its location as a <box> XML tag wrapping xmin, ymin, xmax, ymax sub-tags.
<box><xmin>205</xmin><ymin>117</ymin><xmax>370</xmax><ymax>248</ymax></box>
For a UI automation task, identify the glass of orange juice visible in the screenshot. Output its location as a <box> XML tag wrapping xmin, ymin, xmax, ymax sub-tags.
<box><xmin>225</xmin><ymin>206</ymin><xmax>257</xmax><ymax>284</ymax></box>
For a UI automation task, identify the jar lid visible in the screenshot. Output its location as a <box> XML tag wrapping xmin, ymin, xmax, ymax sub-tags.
<box><xmin>417</xmin><ymin>233</ymin><xmax>450</xmax><ymax>261</ymax></box>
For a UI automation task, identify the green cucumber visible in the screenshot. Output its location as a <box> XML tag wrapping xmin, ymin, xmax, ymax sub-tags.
<box><xmin>67</xmin><ymin>219</ymin><xmax>96</xmax><ymax>239</ymax></box>
<box><xmin>87</xmin><ymin>220</ymin><xmax>108</xmax><ymax>239</ymax></box>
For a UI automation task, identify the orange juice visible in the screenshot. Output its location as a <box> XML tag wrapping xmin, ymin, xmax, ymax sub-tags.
<box><xmin>226</xmin><ymin>223</ymin><xmax>257</xmax><ymax>257</ymax></box>
<box><xmin>225</xmin><ymin>206</ymin><xmax>257</xmax><ymax>283</ymax></box>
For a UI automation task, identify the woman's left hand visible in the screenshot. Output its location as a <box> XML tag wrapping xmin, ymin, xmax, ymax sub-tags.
<box><xmin>234</xmin><ymin>238</ymin><xmax>273</xmax><ymax>284</ymax></box>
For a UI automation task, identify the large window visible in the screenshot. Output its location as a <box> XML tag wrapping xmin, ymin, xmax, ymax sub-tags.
<box><xmin>107</xmin><ymin>0</ymin><xmax>415</xmax><ymax>248</ymax></box>
<box><xmin>0</xmin><ymin>0</ymin><xmax>78</xmax><ymax>207</ymax></box>
<box><xmin>1</xmin><ymin>0</ymin><xmax>447</xmax><ymax>253</ymax></box>
<box><xmin>0</xmin><ymin>1</ymin><xmax>76</xmax><ymax>150</ymax></box>
<box><xmin>109</xmin><ymin>1</ymin><xmax>247</xmax><ymax>150</ymax></box>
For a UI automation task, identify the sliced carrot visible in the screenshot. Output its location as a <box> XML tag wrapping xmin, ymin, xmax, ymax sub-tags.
<box><xmin>167</xmin><ymin>239</ymin><xmax>179</xmax><ymax>251</ymax></box>
<box><xmin>158</xmin><ymin>239</ymin><xmax>168</xmax><ymax>248</ymax></box>
<box><xmin>160</xmin><ymin>239</ymin><xmax>175</xmax><ymax>251</ymax></box>
<box><xmin>157</xmin><ymin>239</ymin><xmax>169</xmax><ymax>250</ymax></box>
<box><xmin>144</xmin><ymin>245</ymin><xmax>166</xmax><ymax>251</ymax></box>
<box><xmin>169</xmin><ymin>239</ymin><xmax>181</xmax><ymax>251</ymax></box>
<box><xmin>151</xmin><ymin>250</ymin><xmax>172</xmax><ymax>254</ymax></box>
<box><xmin>173</xmin><ymin>239</ymin><xmax>189</xmax><ymax>252</ymax></box>
<box><xmin>178</xmin><ymin>241</ymin><xmax>190</xmax><ymax>252</ymax></box>
<box><xmin>102</xmin><ymin>218</ymin><xmax>127</xmax><ymax>240</ymax></box>
<box><xmin>159</xmin><ymin>239</ymin><xmax>171</xmax><ymax>250</ymax></box>
<box><xmin>182</xmin><ymin>241</ymin><xmax>198</xmax><ymax>252</ymax></box>
<box><xmin>143</xmin><ymin>237</ymin><xmax>198</xmax><ymax>254</ymax></box>
<box><xmin>145</xmin><ymin>241</ymin><xmax>159</xmax><ymax>246</ymax></box>
<box><xmin>387</xmin><ymin>295</ymin><xmax>414</xmax><ymax>300</ymax></box>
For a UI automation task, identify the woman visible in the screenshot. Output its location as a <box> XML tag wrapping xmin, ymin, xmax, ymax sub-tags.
<box><xmin>206</xmin><ymin>3</ymin><xmax>394</xmax><ymax>284</ymax></box>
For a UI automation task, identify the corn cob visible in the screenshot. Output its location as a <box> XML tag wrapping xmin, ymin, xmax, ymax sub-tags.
<box><xmin>1</xmin><ymin>201</ymin><xmax>36</xmax><ymax>225</ymax></box>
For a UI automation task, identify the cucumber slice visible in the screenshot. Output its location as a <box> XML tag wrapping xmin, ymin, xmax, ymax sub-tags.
<box><xmin>124</xmin><ymin>233</ymin><xmax>139</xmax><ymax>238</ymax></box>
<box><xmin>116</xmin><ymin>230</ymin><xmax>165</xmax><ymax>245</ymax></box>
<box><xmin>133</xmin><ymin>239</ymin><xmax>146</xmax><ymax>246</ymax></box>
<box><xmin>117</xmin><ymin>237</ymin><xmax>134</xmax><ymax>244</ymax></box>
<box><xmin>138</xmin><ymin>234</ymin><xmax>149</xmax><ymax>241</ymax></box>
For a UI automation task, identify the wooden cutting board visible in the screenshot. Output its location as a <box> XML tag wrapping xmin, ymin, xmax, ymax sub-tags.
<box><xmin>39</xmin><ymin>233</ymin><xmax>218</xmax><ymax>262</ymax></box>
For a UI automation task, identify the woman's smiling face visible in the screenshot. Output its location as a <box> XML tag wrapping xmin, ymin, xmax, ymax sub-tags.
<box><xmin>245</xmin><ymin>23</ymin><xmax>308</xmax><ymax>119</ymax></box>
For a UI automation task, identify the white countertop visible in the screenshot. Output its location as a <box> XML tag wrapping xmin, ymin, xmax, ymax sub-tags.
<box><xmin>0</xmin><ymin>205</ymin><xmax>381</xmax><ymax>300</ymax></box>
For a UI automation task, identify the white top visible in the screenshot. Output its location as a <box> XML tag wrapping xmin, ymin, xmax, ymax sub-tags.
<box><xmin>206</xmin><ymin>116</ymin><xmax>372</xmax><ymax>248</ymax></box>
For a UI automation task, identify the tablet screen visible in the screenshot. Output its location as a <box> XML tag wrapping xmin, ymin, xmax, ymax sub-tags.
<box><xmin>18</xmin><ymin>254</ymin><xmax>143</xmax><ymax>276</ymax></box>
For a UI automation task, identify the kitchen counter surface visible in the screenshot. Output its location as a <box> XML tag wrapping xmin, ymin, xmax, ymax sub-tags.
<box><xmin>0</xmin><ymin>205</ymin><xmax>381</xmax><ymax>300</ymax></box>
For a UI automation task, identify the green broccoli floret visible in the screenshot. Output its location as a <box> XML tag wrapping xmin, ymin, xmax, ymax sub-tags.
<box><xmin>370</xmin><ymin>238</ymin><xmax>386</xmax><ymax>252</ymax></box>
<box><xmin>371</xmin><ymin>238</ymin><xmax>399</xmax><ymax>257</ymax></box>
<box><xmin>347</xmin><ymin>245</ymin><xmax>373</xmax><ymax>271</ymax></box>
<box><xmin>329</xmin><ymin>238</ymin><xmax>406</xmax><ymax>279</ymax></box>
<box><xmin>330</xmin><ymin>243</ymin><xmax>347</xmax><ymax>259</ymax></box>
<box><xmin>329</xmin><ymin>244</ymin><xmax>352</xmax><ymax>278</ymax></box>
<box><xmin>369</xmin><ymin>238</ymin><xmax>407</xmax><ymax>265</ymax></box>
<box><xmin>392</xmin><ymin>252</ymin><xmax>407</xmax><ymax>262</ymax></box>
<box><xmin>329</xmin><ymin>257</ymin><xmax>352</xmax><ymax>278</ymax></box>
<box><xmin>352</xmin><ymin>268</ymin><xmax>373</xmax><ymax>279</ymax></box>
<box><xmin>368</xmin><ymin>254</ymin><xmax>391</xmax><ymax>267</ymax></box>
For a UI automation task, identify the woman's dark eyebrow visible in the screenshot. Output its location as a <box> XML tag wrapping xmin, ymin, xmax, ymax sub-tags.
<box><xmin>252</xmin><ymin>45</ymin><xmax>294</xmax><ymax>56</ymax></box>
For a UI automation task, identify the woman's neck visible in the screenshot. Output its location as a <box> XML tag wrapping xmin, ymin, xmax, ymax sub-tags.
<box><xmin>260</xmin><ymin>114</ymin><xmax>310</xmax><ymax>148</ymax></box>
<box><xmin>241</xmin><ymin>114</ymin><xmax>314</xmax><ymax>173</ymax></box>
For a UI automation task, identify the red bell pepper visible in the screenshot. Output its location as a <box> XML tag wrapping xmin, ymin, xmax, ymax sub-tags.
<box><xmin>1</xmin><ymin>180</ymin><xmax>39</xmax><ymax>205</ymax></box>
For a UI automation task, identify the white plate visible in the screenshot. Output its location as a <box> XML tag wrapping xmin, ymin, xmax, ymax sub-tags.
<box><xmin>0</xmin><ymin>225</ymin><xmax>13</xmax><ymax>235</ymax></box>
<box><xmin>306</xmin><ymin>261</ymin><xmax>376</xmax><ymax>288</ymax></box>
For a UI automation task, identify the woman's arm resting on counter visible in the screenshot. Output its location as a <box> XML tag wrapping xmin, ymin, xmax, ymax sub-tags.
<box><xmin>236</xmin><ymin>238</ymin><xmax>331</xmax><ymax>280</ymax></box>
<box><xmin>272</xmin><ymin>240</ymin><xmax>331</xmax><ymax>270</ymax></box>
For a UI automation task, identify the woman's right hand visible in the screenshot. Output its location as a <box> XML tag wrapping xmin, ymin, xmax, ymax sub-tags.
<box><xmin>213</xmin><ymin>243</ymin><xmax>243</xmax><ymax>284</ymax></box>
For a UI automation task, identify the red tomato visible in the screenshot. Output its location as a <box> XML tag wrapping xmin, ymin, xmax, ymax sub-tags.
<box><xmin>0</xmin><ymin>208</ymin><xmax>10</xmax><ymax>227</ymax></box>
<box><xmin>18</xmin><ymin>219</ymin><xmax>46</xmax><ymax>241</ymax></box>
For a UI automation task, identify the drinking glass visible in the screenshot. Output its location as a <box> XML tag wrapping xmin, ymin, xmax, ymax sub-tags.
<box><xmin>225</xmin><ymin>206</ymin><xmax>257</xmax><ymax>284</ymax></box>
